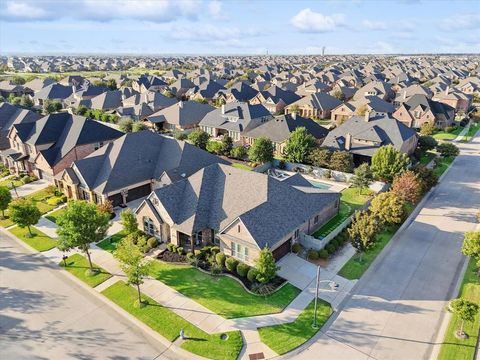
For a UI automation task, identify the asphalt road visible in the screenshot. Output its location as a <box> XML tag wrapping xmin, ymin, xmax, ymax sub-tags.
<box><xmin>286</xmin><ymin>135</ymin><xmax>480</xmax><ymax>360</ymax></box>
<box><xmin>0</xmin><ymin>231</ymin><xmax>185</xmax><ymax>360</ymax></box>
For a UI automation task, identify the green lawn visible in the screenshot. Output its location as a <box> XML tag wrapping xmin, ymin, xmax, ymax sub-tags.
<box><xmin>60</xmin><ymin>253</ymin><xmax>112</xmax><ymax>287</ymax></box>
<box><xmin>149</xmin><ymin>261</ymin><xmax>301</xmax><ymax>318</ymax></box>
<box><xmin>419</xmin><ymin>151</ymin><xmax>436</xmax><ymax>165</ymax></box>
<box><xmin>97</xmin><ymin>231</ymin><xmax>128</xmax><ymax>252</ymax></box>
<box><xmin>0</xmin><ymin>214</ymin><xmax>14</xmax><ymax>228</ymax></box>
<box><xmin>45</xmin><ymin>207</ymin><xmax>66</xmax><ymax>224</ymax></box>
<box><xmin>102</xmin><ymin>281</ymin><xmax>243</xmax><ymax>360</ymax></box>
<box><xmin>258</xmin><ymin>299</ymin><xmax>332</xmax><ymax>355</ymax></box>
<box><xmin>433</xmin><ymin>127</ymin><xmax>463</xmax><ymax>141</ymax></box>
<box><xmin>462</xmin><ymin>122</ymin><xmax>480</xmax><ymax>142</ymax></box>
<box><xmin>438</xmin><ymin>259</ymin><xmax>479</xmax><ymax>360</ymax></box>
<box><xmin>313</xmin><ymin>187</ymin><xmax>371</xmax><ymax>239</ymax></box>
<box><xmin>9</xmin><ymin>226</ymin><xmax>56</xmax><ymax>252</ymax></box>
<box><xmin>231</xmin><ymin>162</ymin><xmax>253</xmax><ymax>171</ymax></box>
<box><xmin>433</xmin><ymin>156</ymin><xmax>454</xmax><ymax>178</ymax></box>
<box><xmin>0</xmin><ymin>176</ymin><xmax>23</xmax><ymax>188</ymax></box>
<box><xmin>24</xmin><ymin>188</ymin><xmax>59</xmax><ymax>214</ymax></box>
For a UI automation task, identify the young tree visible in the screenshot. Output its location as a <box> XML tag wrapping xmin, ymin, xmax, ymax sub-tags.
<box><xmin>56</xmin><ymin>201</ymin><xmax>110</xmax><ymax>273</ymax></box>
<box><xmin>283</xmin><ymin>127</ymin><xmax>317</xmax><ymax>163</ymax></box>
<box><xmin>255</xmin><ymin>247</ymin><xmax>279</xmax><ymax>284</ymax></box>
<box><xmin>9</xmin><ymin>199</ymin><xmax>41</xmax><ymax>237</ymax></box>
<box><xmin>309</xmin><ymin>148</ymin><xmax>331</xmax><ymax>168</ymax></box>
<box><xmin>20</xmin><ymin>95</ymin><xmax>33</xmax><ymax>108</ymax></box>
<box><xmin>248</xmin><ymin>137</ymin><xmax>274</xmax><ymax>164</ymax></box>
<box><xmin>448</xmin><ymin>298</ymin><xmax>479</xmax><ymax>338</ymax></box>
<box><xmin>412</xmin><ymin>164</ymin><xmax>438</xmax><ymax>194</ymax></box>
<box><xmin>206</xmin><ymin>140</ymin><xmax>223</xmax><ymax>154</ymax></box>
<box><xmin>0</xmin><ymin>186</ymin><xmax>12</xmax><ymax>219</ymax></box>
<box><xmin>329</xmin><ymin>151</ymin><xmax>354</xmax><ymax>173</ymax></box>
<box><xmin>417</xmin><ymin>135</ymin><xmax>438</xmax><ymax>153</ymax></box>
<box><xmin>461</xmin><ymin>231</ymin><xmax>480</xmax><ymax>270</ymax></box>
<box><xmin>391</xmin><ymin>171</ymin><xmax>421</xmax><ymax>204</ymax></box>
<box><xmin>221</xmin><ymin>135</ymin><xmax>233</xmax><ymax>156</ymax></box>
<box><xmin>370</xmin><ymin>191</ymin><xmax>405</xmax><ymax>225</ymax></box>
<box><xmin>188</xmin><ymin>128</ymin><xmax>210</xmax><ymax>150</ymax></box>
<box><xmin>230</xmin><ymin>145</ymin><xmax>248</xmax><ymax>159</ymax></box>
<box><xmin>131</xmin><ymin>121</ymin><xmax>147</xmax><ymax>132</ymax></box>
<box><xmin>120</xmin><ymin>208</ymin><xmax>138</xmax><ymax>234</ymax></box>
<box><xmin>114</xmin><ymin>237</ymin><xmax>152</xmax><ymax>307</ymax></box>
<box><xmin>118</xmin><ymin>118</ymin><xmax>134</xmax><ymax>133</ymax></box>
<box><xmin>420</xmin><ymin>122</ymin><xmax>436</xmax><ymax>136</ymax></box>
<box><xmin>348</xmin><ymin>210</ymin><xmax>377</xmax><ymax>262</ymax></box>
<box><xmin>350</xmin><ymin>163</ymin><xmax>373</xmax><ymax>194</ymax></box>
<box><xmin>436</xmin><ymin>143</ymin><xmax>459</xmax><ymax>157</ymax></box>
<box><xmin>371</xmin><ymin>145</ymin><xmax>409</xmax><ymax>182</ymax></box>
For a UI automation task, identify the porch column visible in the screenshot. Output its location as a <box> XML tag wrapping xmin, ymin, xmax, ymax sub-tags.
<box><xmin>190</xmin><ymin>235</ymin><xmax>194</xmax><ymax>252</ymax></box>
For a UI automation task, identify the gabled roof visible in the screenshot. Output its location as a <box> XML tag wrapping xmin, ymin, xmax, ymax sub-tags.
<box><xmin>289</xmin><ymin>92</ymin><xmax>342</xmax><ymax>112</ymax></box>
<box><xmin>150</xmin><ymin>163</ymin><xmax>340</xmax><ymax>248</ymax></box>
<box><xmin>403</xmin><ymin>94</ymin><xmax>455</xmax><ymax>117</ymax></box>
<box><xmin>147</xmin><ymin>100</ymin><xmax>215</xmax><ymax>126</ymax></box>
<box><xmin>0</xmin><ymin>103</ymin><xmax>41</xmax><ymax>149</ymax></box>
<box><xmin>33</xmin><ymin>83</ymin><xmax>73</xmax><ymax>100</ymax></box>
<box><xmin>258</xmin><ymin>86</ymin><xmax>301</xmax><ymax>105</ymax></box>
<box><xmin>71</xmin><ymin>131</ymin><xmax>229</xmax><ymax>194</ymax></box>
<box><xmin>90</xmin><ymin>90</ymin><xmax>122</xmax><ymax>110</ymax></box>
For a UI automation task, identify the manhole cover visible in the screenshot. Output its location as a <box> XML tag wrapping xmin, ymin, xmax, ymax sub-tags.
<box><xmin>248</xmin><ymin>353</ymin><xmax>265</xmax><ymax>360</ymax></box>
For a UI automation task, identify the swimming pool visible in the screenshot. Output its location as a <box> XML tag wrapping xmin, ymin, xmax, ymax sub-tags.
<box><xmin>308</xmin><ymin>180</ymin><xmax>332</xmax><ymax>189</ymax></box>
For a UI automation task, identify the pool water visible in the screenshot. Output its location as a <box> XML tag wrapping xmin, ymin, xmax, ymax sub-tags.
<box><xmin>308</xmin><ymin>180</ymin><xmax>332</xmax><ymax>189</ymax></box>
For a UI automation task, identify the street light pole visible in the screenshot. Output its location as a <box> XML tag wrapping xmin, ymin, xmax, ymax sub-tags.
<box><xmin>313</xmin><ymin>265</ymin><xmax>320</xmax><ymax>328</ymax></box>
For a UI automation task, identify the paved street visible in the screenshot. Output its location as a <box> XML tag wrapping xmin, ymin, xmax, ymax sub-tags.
<box><xmin>0</xmin><ymin>232</ymin><xmax>186</xmax><ymax>360</ymax></box>
<box><xmin>286</xmin><ymin>134</ymin><xmax>480</xmax><ymax>360</ymax></box>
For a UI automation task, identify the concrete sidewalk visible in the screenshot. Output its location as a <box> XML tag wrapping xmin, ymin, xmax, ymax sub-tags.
<box><xmin>10</xmin><ymin>178</ymin><xmax>50</xmax><ymax>198</ymax></box>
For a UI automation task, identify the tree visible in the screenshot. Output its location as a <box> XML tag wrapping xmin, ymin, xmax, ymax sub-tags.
<box><xmin>412</xmin><ymin>164</ymin><xmax>438</xmax><ymax>194</ymax></box>
<box><xmin>120</xmin><ymin>208</ymin><xmax>138</xmax><ymax>234</ymax></box>
<box><xmin>188</xmin><ymin>128</ymin><xmax>210</xmax><ymax>150</ymax></box>
<box><xmin>43</xmin><ymin>100</ymin><xmax>62</xmax><ymax>114</ymax></box>
<box><xmin>56</xmin><ymin>201</ymin><xmax>110</xmax><ymax>273</ymax></box>
<box><xmin>370</xmin><ymin>191</ymin><xmax>405</xmax><ymax>225</ymax></box>
<box><xmin>448</xmin><ymin>298</ymin><xmax>479</xmax><ymax>338</ymax></box>
<box><xmin>283</xmin><ymin>127</ymin><xmax>317</xmax><ymax>163</ymax></box>
<box><xmin>248</xmin><ymin>137</ymin><xmax>274</xmax><ymax>164</ymax></box>
<box><xmin>371</xmin><ymin>145</ymin><xmax>409</xmax><ymax>182</ymax></box>
<box><xmin>356</xmin><ymin>104</ymin><xmax>368</xmax><ymax>116</ymax></box>
<box><xmin>309</xmin><ymin>148</ymin><xmax>331</xmax><ymax>168</ymax></box>
<box><xmin>11</xmin><ymin>76</ymin><xmax>26</xmax><ymax>85</ymax></box>
<box><xmin>417</xmin><ymin>135</ymin><xmax>437</xmax><ymax>152</ymax></box>
<box><xmin>420</xmin><ymin>122</ymin><xmax>436</xmax><ymax>136</ymax></box>
<box><xmin>436</xmin><ymin>143</ymin><xmax>459</xmax><ymax>157</ymax></box>
<box><xmin>255</xmin><ymin>247</ymin><xmax>279</xmax><ymax>283</ymax></box>
<box><xmin>20</xmin><ymin>95</ymin><xmax>33</xmax><ymax>108</ymax></box>
<box><xmin>9</xmin><ymin>199</ymin><xmax>41</xmax><ymax>237</ymax></box>
<box><xmin>462</xmin><ymin>232</ymin><xmax>480</xmax><ymax>270</ymax></box>
<box><xmin>329</xmin><ymin>151</ymin><xmax>354</xmax><ymax>173</ymax></box>
<box><xmin>118</xmin><ymin>118</ymin><xmax>134</xmax><ymax>133</ymax></box>
<box><xmin>391</xmin><ymin>171</ymin><xmax>421</xmax><ymax>204</ymax></box>
<box><xmin>221</xmin><ymin>135</ymin><xmax>233</xmax><ymax>156</ymax></box>
<box><xmin>348</xmin><ymin>210</ymin><xmax>377</xmax><ymax>262</ymax></box>
<box><xmin>230</xmin><ymin>145</ymin><xmax>248</xmax><ymax>159</ymax></box>
<box><xmin>0</xmin><ymin>186</ymin><xmax>12</xmax><ymax>219</ymax></box>
<box><xmin>350</xmin><ymin>163</ymin><xmax>373</xmax><ymax>194</ymax></box>
<box><xmin>114</xmin><ymin>237</ymin><xmax>152</xmax><ymax>307</ymax></box>
<box><xmin>206</xmin><ymin>140</ymin><xmax>223</xmax><ymax>154</ymax></box>
<box><xmin>132</xmin><ymin>121</ymin><xmax>147</xmax><ymax>132</ymax></box>
<box><xmin>332</xmin><ymin>90</ymin><xmax>345</xmax><ymax>101</ymax></box>
<box><xmin>106</xmin><ymin>79</ymin><xmax>117</xmax><ymax>90</ymax></box>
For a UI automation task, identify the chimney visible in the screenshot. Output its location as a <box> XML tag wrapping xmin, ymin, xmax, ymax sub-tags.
<box><xmin>364</xmin><ymin>110</ymin><xmax>371</xmax><ymax>122</ymax></box>
<box><xmin>445</xmin><ymin>85</ymin><xmax>449</xmax><ymax>95</ymax></box>
<box><xmin>291</xmin><ymin>111</ymin><xmax>297</xmax><ymax>120</ymax></box>
<box><xmin>179</xmin><ymin>100</ymin><xmax>184</xmax><ymax>109</ymax></box>
<box><xmin>345</xmin><ymin>133</ymin><xmax>352</xmax><ymax>151</ymax></box>
<box><xmin>143</xmin><ymin>92</ymin><xmax>148</xmax><ymax>104</ymax></box>
<box><xmin>403</xmin><ymin>90</ymin><xmax>407</xmax><ymax>101</ymax></box>
<box><xmin>221</xmin><ymin>104</ymin><xmax>225</xmax><ymax>114</ymax></box>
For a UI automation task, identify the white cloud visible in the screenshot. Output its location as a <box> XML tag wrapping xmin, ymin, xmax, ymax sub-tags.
<box><xmin>4</xmin><ymin>1</ymin><xmax>48</xmax><ymax>19</ymax></box>
<box><xmin>170</xmin><ymin>24</ymin><xmax>260</xmax><ymax>42</ymax></box>
<box><xmin>367</xmin><ymin>41</ymin><xmax>395</xmax><ymax>54</ymax></box>
<box><xmin>441</xmin><ymin>14</ymin><xmax>480</xmax><ymax>30</ymax></box>
<box><xmin>208</xmin><ymin>0</ymin><xmax>224</xmax><ymax>19</ymax></box>
<box><xmin>362</xmin><ymin>20</ymin><xmax>387</xmax><ymax>30</ymax></box>
<box><xmin>290</xmin><ymin>8</ymin><xmax>345</xmax><ymax>33</ymax></box>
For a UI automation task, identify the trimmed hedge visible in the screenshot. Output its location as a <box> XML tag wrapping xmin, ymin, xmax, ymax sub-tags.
<box><xmin>308</xmin><ymin>250</ymin><xmax>319</xmax><ymax>260</ymax></box>
<box><xmin>247</xmin><ymin>268</ymin><xmax>258</xmax><ymax>283</ymax></box>
<box><xmin>216</xmin><ymin>252</ymin><xmax>226</xmax><ymax>267</ymax></box>
<box><xmin>318</xmin><ymin>249</ymin><xmax>329</xmax><ymax>259</ymax></box>
<box><xmin>225</xmin><ymin>257</ymin><xmax>239</xmax><ymax>272</ymax></box>
<box><xmin>236</xmin><ymin>263</ymin><xmax>250</xmax><ymax>278</ymax></box>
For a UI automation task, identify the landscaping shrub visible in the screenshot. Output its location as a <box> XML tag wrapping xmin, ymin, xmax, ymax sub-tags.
<box><xmin>236</xmin><ymin>262</ymin><xmax>250</xmax><ymax>277</ymax></box>
<box><xmin>211</xmin><ymin>246</ymin><xmax>220</xmax><ymax>254</ymax></box>
<box><xmin>308</xmin><ymin>249</ymin><xmax>319</xmax><ymax>260</ymax></box>
<box><xmin>436</xmin><ymin>142</ymin><xmax>459</xmax><ymax>157</ymax></box>
<box><xmin>176</xmin><ymin>246</ymin><xmax>184</xmax><ymax>255</ymax></box>
<box><xmin>292</xmin><ymin>243</ymin><xmax>302</xmax><ymax>254</ymax></box>
<box><xmin>444</xmin><ymin>125</ymin><xmax>457</xmax><ymax>133</ymax></box>
<box><xmin>325</xmin><ymin>243</ymin><xmax>336</xmax><ymax>254</ymax></box>
<box><xmin>21</xmin><ymin>175</ymin><xmax>34</xmax><ymax>184</ymax></box>
<box><xmin>46</xmin><ymin>196</ymin><xmax>63</xmax><ymax>206</ymax></box>
<box><xmin>186</xmin><ymin>252</ymin><xmax>195</xmax><ymax>261</ymax></box>
<box><xmin>166</xmin><ymin>243</ymin><xmax>175</xmax><ymax>252</ymax></box>
<box><xmin>210</xmin><ymin>262</ymin><xmax>223</xmax><ymax>276</ymax></box>
<box><xmin>147</xmin><ymin>237</ymin><xmax>158</xmax><ymax>249</ymax></box>
<box><xmin>194</xmin><ymin>249</ymin><xmax>201</xmax><ymax>258</ymax></box>
<box><xmin>331</xmin><ymin>239</ymin><xmax>340</xmax><ymax>249</ymax></box>
<box><xmin>318</xmin><ymin>249</ymin><xmax>329</xmax><ymax>259</ymax></box>
<box><xmin>323</xmin><ymin>169</ymin><xmax>332</xmax><ymax>179</ymax></box>
<box><xmin>247</xmin><ymin>267</ymin><xmax>258</xmax><ymax>283</ymax></box>
<box><xmin>215</xmin><ymin>252</ymin><xmax>226</xmax><ymax>267</ymax></box>
<box><xmin>225</xmin><ymin>257</ymin><xmax>239</xmax><ymax>272</ymax></box>
<box><xmin>141</xmin><ymin>244</ymin><xmax>151</xmax><ymax>253</ymax></box>
<box><xmin>137</xmin><ymin>236</ymin><xmax>147</xmax><ymax>248</ymax></box>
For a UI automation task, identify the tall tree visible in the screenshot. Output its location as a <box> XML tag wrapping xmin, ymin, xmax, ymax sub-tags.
<box><xmin>329</xmin><ymin>151</ymin><xmax>354</xmax><ymax>173</ymax></box>
<box><xmin>448</xmin><ymin>298</ymin><xmax>479</xmax><ymax>338</ymax></box>
<box><xmin>371</xmin><ymin>145</ymin><xmax>409</xmax><ymax>182</ymax></box>
<box><xmin>255</xmin><ymin>247</ymin><xmax>279</xmax><ymax>284</ymax></box>
<box><xmin>350</xmin><ymin>163</ymin><xmax>373</xmax><ymax>194</ymax></box>
<box><xmin>391</xmin><ymin>171</ymin><xmax>421</xmax><ymax>204</ymax></box>
<box><xmin>462</xmin><ymin>232</ymin><xmax>480</xmax><ymax>270</ymax></box>
<box><xmin>221</xmin><ymin>135</ymin><xmax>233</xmax><ymax>156</ymax></box>
<box><xmin>114</xmin><ymin>237</ymin><xmax>152</xmax><ymax>307</ymax></box>
<box><xmin>188</xmin><ymin>128</ymin><xmax>210</xmax><ymax>150</ymax></box>
<box><xmin>283</xmin><ymin>127</ymin><xmax>317</xmax><ymax>163</ymax></box>
<box><xmin>370</xmin><ymin>191</ymin><xmax>405</xmax><ymax>225</ymax></box>
<box><xmin>9</xmin><ymin>199</ymin><xmax>41</xmax><ymax>237</ymax></box>
<box><xmin>417</xmin><ymin>135</ymin><xmax>437</xmax><ymax>152</ymax></box>
<box><xmin>309</xmin><ymin>148</ymin><xmax>331</xmax><ymax>168</ymax></box>
<box><xmin>0</xmin><ymin>186</ymin><xmax>12</xmax><ymax>219</ymax></box>
<box><xmin>56</xmin><ymin>201</ymin><xmax>110</xmax><ymax>273</ymax></box>
<box><xmin>412</xmin><ymin>164</ymin><xmax>438</xmax><ymax>194</ymax></box>
<box><xmin>248</xmin><ymin>137</ymin><xmax>274</xmax><ymax>164</ymax></box>
<box><xmin>348</xmin><ymin>210</ymin><xmax>378</xmax><ymax>262</ymax></box>
<box><xmin>419</xmin><ymin>122</ymin><xmax>435</xmax><ymax>136</ymax></box>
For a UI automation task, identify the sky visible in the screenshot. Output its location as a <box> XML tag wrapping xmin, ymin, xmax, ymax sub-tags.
<box><xmin>0</xmin><ymin>0</ymin><xmax>479</xmax><ymax>55</ymax></box>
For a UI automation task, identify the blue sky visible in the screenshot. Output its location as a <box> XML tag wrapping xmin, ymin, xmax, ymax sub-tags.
<box><xmin>0</xmin><ymin>0</ymin><xmax>478</xmax><ymax>55</ymax></box>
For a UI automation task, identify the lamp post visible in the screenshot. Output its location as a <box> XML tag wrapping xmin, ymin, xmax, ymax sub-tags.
<box><xmin>11</xmin><ymin>181</ymin><xmax>18</xmax><ymax>198</ymax></box>
<box><xmin>313</xmin><ymin>265</ymin><xmax>320</xmax><ymax>329</ymax></box>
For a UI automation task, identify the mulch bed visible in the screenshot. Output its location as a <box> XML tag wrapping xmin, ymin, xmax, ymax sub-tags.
<box><xmin>157</xmin><ymin>250</ymin><xmax>187</xmax><ymax>263</ymax></box>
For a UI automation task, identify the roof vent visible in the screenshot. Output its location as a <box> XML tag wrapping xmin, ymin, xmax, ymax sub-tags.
<box><xmin>181</xmin><ymin>173</ymin><xmax>186</xmax><ymax>177</ymax></box>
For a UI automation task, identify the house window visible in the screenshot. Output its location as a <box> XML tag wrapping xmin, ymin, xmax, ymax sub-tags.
<box><xmin>314</xmin><ymin>215</ymin><xmax>319</xmax><ymax>224</ymax></box>
<box><xmin>414</xmin><ymin>111</ymin><xmax>421</xmax><ymax>119</ymax></box>
<box><xmin>143</xmin><ymin>216</ymin><xmax>157</xmax><ymax>236</ymax></box>
<box><xmin>94</xmin><ymin>142</ymin><xmax>104</xmax><ymax>150</ymax></box>
<box><xmin>237</xmin><ymin>225</ymin><xmax>241</xmax><ymax>233</ymax></box>
<box><xmin>294</xmin><ymin>229</ymin><xmax>299</xmax><ymax>239</ymax></box>
<box><xmin>231</xmin><ymin>242</ymin><xmax>249</xmax><ymax>262</ymax></box>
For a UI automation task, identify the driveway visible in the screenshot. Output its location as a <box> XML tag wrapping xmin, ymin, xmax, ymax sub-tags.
<box><xmin>0</xmin><ymin>231</ymin><xmax>187</xmax><ymax>360</ymax></box>
<box><xmin>11</xmin><ymin>179</ymin><xmax>50</xmax><ymax>198</ymax></box>
<box><xmin>285</xmin><ymin>134</ymin><xmax>480</xmax><ymax>359</ymax></box>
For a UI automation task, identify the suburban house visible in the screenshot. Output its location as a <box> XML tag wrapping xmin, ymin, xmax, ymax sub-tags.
<box><xmin>33</xmin><ymin>83</ymin><xmax>73</xmax><ymax>107</ymax></box>
<box><xmin>146</xmin><ymin>100</ymin><xmax>215</xmax><ymax>132</ymax></box>
<box><xmin>330</xmin><ymin>96</ymin><xmax>394</xmax><ymax>124</ymax></box>
<box><xmin>58</xmin><ymin>131</ymin><xmax>230</xmax><ymax>206</ymax></box>
<box><xmin>285</xmin><ymin>92</ymin><xmax>342</xmax><ymax>120</ymax></box>
<box><xmin>322</xmin><ymin>112</ymin><xmax>418</xmax><ymax>164</ymax></box>
<box><xmin>0</xmin><ymin>81</ymin><xmax>26</xmax><ymax>98</ymax></box>
<box><xmin>0</xmin><ymin>103</ymin><xmax>41</xmax><ymax>150</ymax></box>
<box><xmin>199</xmin><ymin>102</ymin><xmax>273</xmax><ymax>142</ymax></box>
<box><xmin>218</xmin><ymin>81</ymin><xmax>259</xmax><ymax>103</ymax></box>
<box><xmin>249</xmin><ymin>86</ymin><xmax>301</xmax><ymax>114</ymax></box>
<box><xmin>242</xmin><ymin>113</ymin><xmax>328</xmax><ymax>156</ymax></box>
<box><xmin>89</xmin><ymin>90</ymin><xmax>123</xmax><ymax>111</ymax></box>
<box><xmin>132</xmin><ymin>75</ymin><xmax>167</xmax><ymax>93</ymax></box>
<box><xmin>169</xmin><ymin>78</ymin><xmax>195</xmax><ymax>99</ymax></box>
<box><xmin>392</xmin><ymin>94</ymin><xmax>455</xmax><ymax>129</ymax></box>
<box><xmin>134</xmin><ymin>163</ymin><xmax>340</xmax><ymax>264</ymax></box>
<box><xmin>1</xmin><ymin>113</ymin><xmax>123</xmax><ymax>180</ymax></box>
<box><xmin>432</xmin><ymin>88</ymin><xmax>472</xmax><ymax>114</ymax></box>
<box><xmin>186</xmin><ymin>80</ymin><xmax>226</xmax><ymax>103</ymax></box>
<box><xmin>353</xmin><ymin>81</ymin><xmax>394</xmax><ymax>101</ymax></box>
